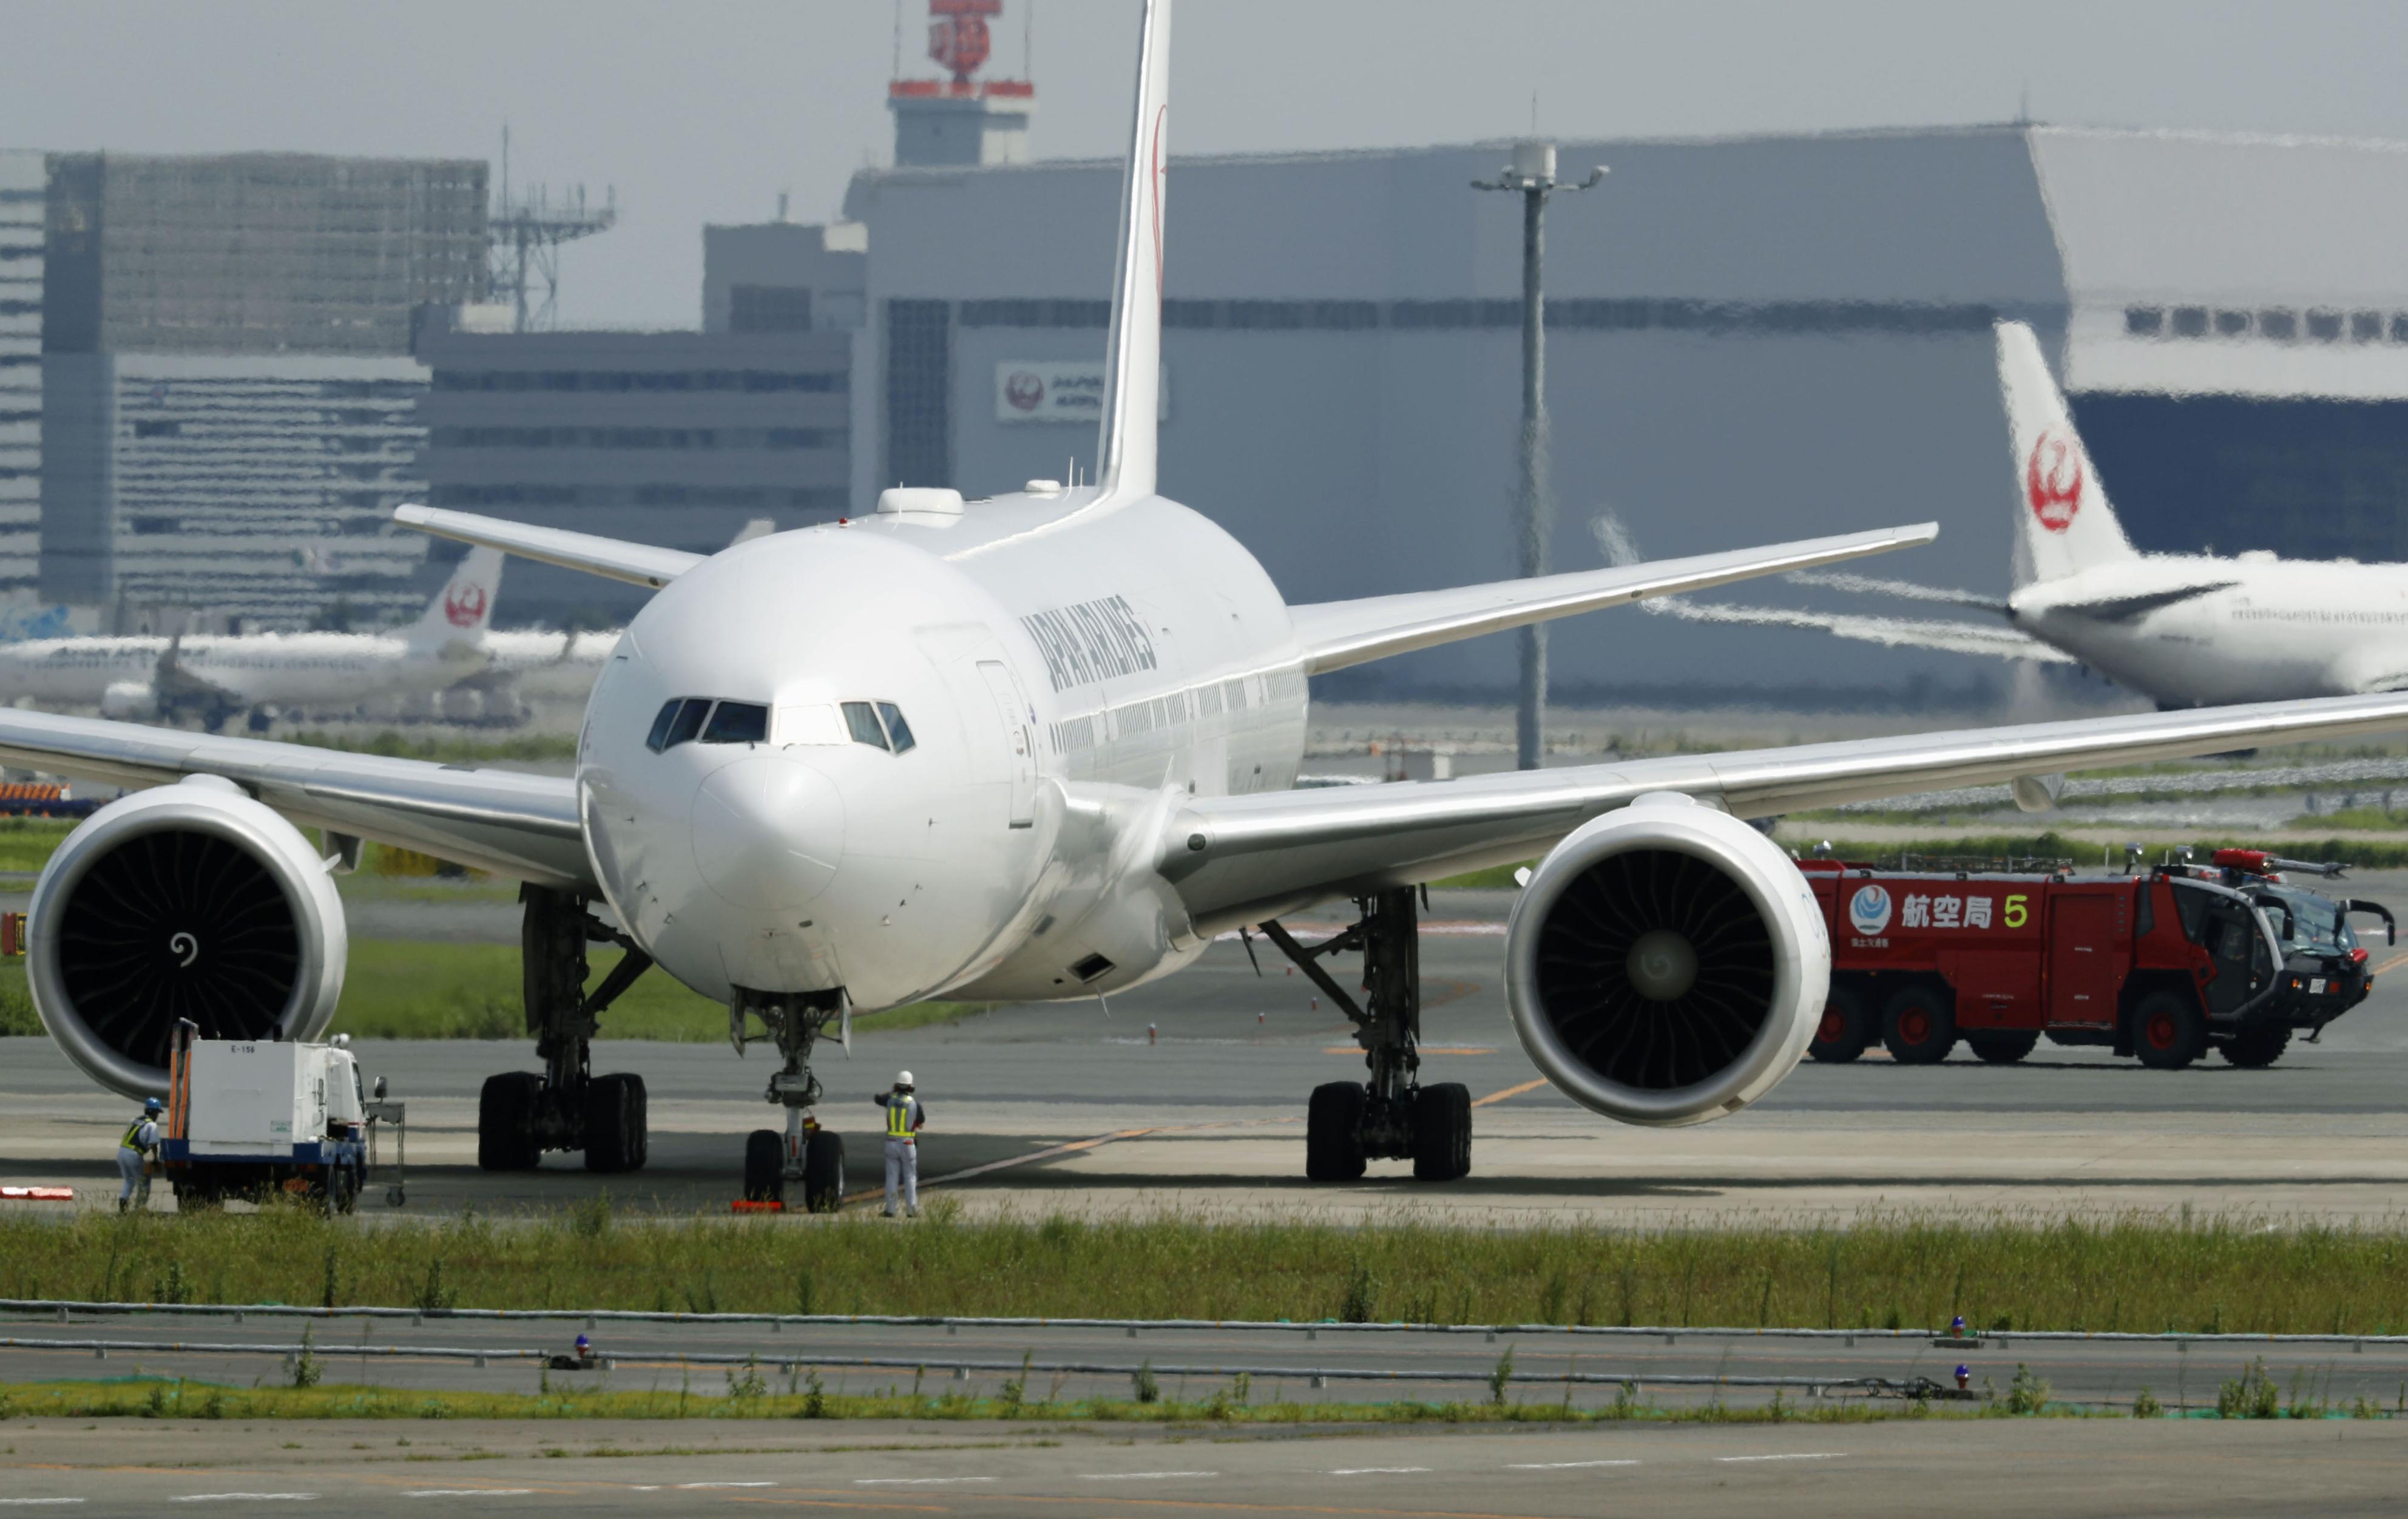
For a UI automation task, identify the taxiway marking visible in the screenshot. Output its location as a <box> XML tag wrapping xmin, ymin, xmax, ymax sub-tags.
<box><xmin>1716</xmin><ymin>1452</ymin><xmax>1844</xmax><ymax>1463</ymax></box>
<box><xmin>1078</xmin><ymin>1472</ymin><xmax>1220</xmax><ymax>1480</ymax></box>
<box><xmin>1472</xmin><ymin>1078</ymin><xmax>1549</xmax><ymax>1107</ymax></box>
<box><xmin>1505</xmin><ymin>1460</ymin><xmax>1639</xmax><ymax>1469</ymax></box>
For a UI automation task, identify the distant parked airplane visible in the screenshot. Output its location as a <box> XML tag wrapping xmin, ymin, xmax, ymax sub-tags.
<box><xmin>0</xmin><ymin>549</ymin><xmax>504</xmax><ymax>730</ymax></box>
<box><xmin>1668</xmin><ymin>322</ymin><xmax>2408</xmax><ymax>709</ymax></box>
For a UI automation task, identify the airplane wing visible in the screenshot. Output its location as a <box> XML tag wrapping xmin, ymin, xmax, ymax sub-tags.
<box><xmin>1288</xmin><ymin>523</ymin><xmax>1937</xmax><ymax>673</ymax></box>
<box><xmin>0</xmin><ymin>709</ymin><xmax>590</xmax><ymax>889</ymax></box>
<box><xmin>1644</xmin><ymin>596</ymin><xmax>2072</xmax><ymax>663</ymax></box>
<box><xmin>1158</xmin><ymin>690</ymin><xmax>2408</xmax><ymax>932</ymax></box>
<box><xmin>393</xmin><ymin>504</ymin><xmax>702</xmax><ymax>590</ymax></box>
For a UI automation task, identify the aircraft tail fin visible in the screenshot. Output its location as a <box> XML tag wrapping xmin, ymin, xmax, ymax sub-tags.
<box><xmin>408</xmin><ymin>546</ymin><xmax>504</xmax><ymax>648</ymax></box>
<box><xmin>1995</xmin><ymin>320</ymin><xmax>2137</xmax><ymax>590</ymax></box>
<box><xmin>1094</xmin><ymin>0</ymin><xmax>1172</xmax><ymax>502</ymax></box>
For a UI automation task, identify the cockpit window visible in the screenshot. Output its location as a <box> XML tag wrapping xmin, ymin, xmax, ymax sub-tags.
<box><xmin>701</xmin><ymin>702</ymin><xmax>769</xmax><ymax>745</ymax></box>
<box><xmin>645</xmin><ymin>700</ymin><xmax>681</xmax><ymax>752</ymax></box>
<box><xmin>842</xmin><ymin>701</ymin><xmax>890</xmax><ymax>751</ymax></box>
<box><xmin>648</xmin><ymin>697</ymin><xmax>711</xmax><ymax>753</ymax></box>
<box><xmin>877</xmin><ymin>702</ymin><xmax>918</xmax><ymax>755</ymax></box>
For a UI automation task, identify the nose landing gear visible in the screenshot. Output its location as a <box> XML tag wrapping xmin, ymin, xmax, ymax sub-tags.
<box><xmin>476</xmin><ymin>886</ymin><xmax>654</xmax><ymax>1174</ymax></box>
<box><xmin>737</xmin><ymin>989</ymin><xmax>848</xmax><ymax>1213</ymax></box>
<box><xmin>1262</xmin><ymin>887</ymin><xmax>1472</xmax><ymax>1183</ymax></box>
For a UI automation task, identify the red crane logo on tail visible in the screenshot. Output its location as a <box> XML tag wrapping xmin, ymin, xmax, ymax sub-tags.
<box><xmin>444</xmin><ymin>583</ymin><xmax>489</xmax><ymax>628</ymax></box>
<box><xmin>2024</xmin><ymin>429</ymin><xmax>2083</xmax><ymax>534</ymax></box>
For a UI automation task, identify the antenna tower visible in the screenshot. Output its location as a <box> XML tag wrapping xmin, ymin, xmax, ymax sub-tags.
<box><xmin>489</xmin><ymin>127</ymin><xmax>620</xmax><ymax>333</ymax></box>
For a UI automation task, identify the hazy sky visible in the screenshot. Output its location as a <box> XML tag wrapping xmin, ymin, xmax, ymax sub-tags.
<box><xmin>9</xmin><ymin>1</ymin><xmax>2408</xmax><ymax>328</ymax></box>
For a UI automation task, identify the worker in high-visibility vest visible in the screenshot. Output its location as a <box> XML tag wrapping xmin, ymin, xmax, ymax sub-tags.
<box><xmin>871</xmin><ymin>1071</ymin><xmax>926</xmax><ymax>1218</ymax></box>
<box><xmin>117</xmin><ymin>1097</ymin><xmax>162</xmax><ymax>1213</ymax></box>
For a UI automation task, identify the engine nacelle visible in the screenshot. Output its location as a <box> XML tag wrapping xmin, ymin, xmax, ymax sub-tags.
<box><xmin>1504</xmin><ymin>791</ymin><xmax>1828</xmax><ymax>1127</ymax></box>
<box><xmin>28</xmin><ymin>776</ymin><xmax>347</xmax><ymax>1099</ymax></box>
<box><xmin>99</xmin><ymin>682</ymin><xmax>157</xmax><ymax>720</ymax></box>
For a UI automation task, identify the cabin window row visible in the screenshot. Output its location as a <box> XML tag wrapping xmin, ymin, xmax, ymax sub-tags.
<box><xmin>1049</xmin><ymin>668</ymin><xmax>1304</xmax><ymax>754</ymax></box>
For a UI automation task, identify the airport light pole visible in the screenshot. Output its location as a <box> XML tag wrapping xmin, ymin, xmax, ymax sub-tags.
<box><xmin>1475</xmin><ymin>143</ymin><xmax>1602</xmax><ymax>771</ymax></box>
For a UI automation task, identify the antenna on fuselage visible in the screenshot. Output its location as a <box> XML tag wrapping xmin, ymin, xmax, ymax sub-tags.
<box><xmin>1092</xmin><ymin>0</ymin><xmax>1171</xmax><ymax>504</ymax></box>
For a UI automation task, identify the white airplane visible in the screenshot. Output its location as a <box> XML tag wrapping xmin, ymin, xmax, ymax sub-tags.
<box><xmin>0</xmin><ymin>549</ymin><xmax>506</xmax><ymax>731</ymax></box>
<box><xmin>1680</xmin><ymin>321</ymin><xmax>2408</xmax><ymax>709</ymax></box>
<box><xmin>5</xmin><ymin>0</ymin><xmax>2408</xmax><ymax>1206</ymax></box>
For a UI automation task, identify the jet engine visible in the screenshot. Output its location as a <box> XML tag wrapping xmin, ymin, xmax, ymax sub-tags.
<box><xmin>99</xmin><ymin>682</ymin><xmax>157</xmax><ymax>720</ymax></box>
<box><xmin>1504</xmin><ymin>791</ymin><xmax>1828</xmax><ymax>1127</ymax></box>
<box><xmin>26</xmin><ymin>776</ymin><xmax>347</xmax><ymax>1099</ymax></box>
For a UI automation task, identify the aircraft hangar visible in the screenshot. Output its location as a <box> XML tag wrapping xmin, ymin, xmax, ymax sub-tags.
<box><xmin>840</xmin><ymin>124</ymin><xmax>2408</xmax><ymax>710</ymax></box>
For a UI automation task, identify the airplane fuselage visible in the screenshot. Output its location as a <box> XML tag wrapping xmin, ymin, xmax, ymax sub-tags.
<box><xmin>0</xmin><ymin>632</ymin><xmax>482</xmax><ymax>709</ymax></box>
<box><xmin>578</xmin><ymin>488</ymin><xmax>1308</xmax><ymax>1015</ymax></box>
<box><xmin>2011</xmin><ymin>553</ymin><xmax>2408</xmax><ymax>707</ymax></box>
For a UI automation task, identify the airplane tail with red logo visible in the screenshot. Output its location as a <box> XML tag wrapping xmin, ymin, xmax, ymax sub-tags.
<box><xmin>1996</xmin><ymin>320</ymin><xmax>2136</xmax><ymax>591</ymax></box>
<box><xmin>407</xmin><ymin>546</ymin><xmax>505</xmax><ymax>650</ymax></box>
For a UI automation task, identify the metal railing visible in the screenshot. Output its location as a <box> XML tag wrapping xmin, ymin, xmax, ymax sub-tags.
<box><xmin>1</xmin><ymin>1299</ymin><xmax>2401</xmax><ymax>1352</ymax></box>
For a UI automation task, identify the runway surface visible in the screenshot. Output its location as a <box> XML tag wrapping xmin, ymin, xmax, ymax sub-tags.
<box><xmin>4</xmin><ymin>1416</ymin><xmax>2408</xmax><ymax>1516</ymax></box>
<box><xmin>6</xmin><ymin>878</ymin><xmax>2408</xmax><ymax>1223</ymax></box>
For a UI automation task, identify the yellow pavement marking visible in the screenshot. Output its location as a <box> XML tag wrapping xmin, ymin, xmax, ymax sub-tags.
<box><xmin>1470</xmin><ymin>1079</ymin><xmax>1547</xmax><ymax>1108</ymax></box>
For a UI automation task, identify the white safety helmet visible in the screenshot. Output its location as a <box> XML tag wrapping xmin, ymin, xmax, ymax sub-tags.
<box><xmin>895</xmin><ymin>1071</ymin><xmax>914</xmax><ymax>1088</ymax></box>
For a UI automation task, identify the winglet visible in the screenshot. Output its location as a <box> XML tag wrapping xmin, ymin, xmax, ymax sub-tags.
<box><xmin>393</xmin><ymin>503</ymin><xmax>702</xmax><ymax>590</ymax></box>
<box><xmin>1095</xmin><ymin>0</ymin><xmax>1172</xmax><ymax>502</ymax></box>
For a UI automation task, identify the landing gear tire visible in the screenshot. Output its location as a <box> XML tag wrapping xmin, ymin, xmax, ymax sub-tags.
<box><xmin>743</xmin><ymin>1129</ymin><xmax>785</xmax><ymax>1203</ymax></box>
<box><xmin>1306</xmin><ymin>1082</ymin><xmax>1368</xmax><ymax>1182</ymax></box>
<box><xmin>583</xmin><ymin>1073</ymin><xmax>649</xmax><ymax>1174</ymax></box>
<box><xmin>1808</xmin><ymin>985</ymin><xmax>1873</xmax><ymax>1063</ymax></box>
<box><xmin>2132</xmin><ymin>990</ymin><xmax>2207</xmax><ymax>1071</ymax></box>
<box><xmin>1882</xmin><ymin>984</ymin><xmax>1957</xmax><ymax>1064</ymax></box>
<box><xmin>1410</xmin><ymin>1082</ymin><xmax>1472</xmax><ymax>1182</ymax></box>
<box><xmin>477</xmin><ymin>1072</ymin><xmax>543</xmax><ymax>1171</ymax></box>
<box><xmin>1966</xmin><ymin>1031</ymin><xmax>2040</xmax><ymax>1064</ymax></box>
<box><xmin>803</xmin><ymin>1130</ymin><xmax>846</xmax><ymax>1213</ymax></box>
<box><xmin>2218</xmin><ymin>1021</ymin><xmax>2290</xmax><ymax>1069</ymax></box>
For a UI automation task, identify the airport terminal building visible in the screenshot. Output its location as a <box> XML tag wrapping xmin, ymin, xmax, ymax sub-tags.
<box><xmin>842</xmin><ymin>124</ymin><xmax>2408</xmax><ymax>708</ymax></box>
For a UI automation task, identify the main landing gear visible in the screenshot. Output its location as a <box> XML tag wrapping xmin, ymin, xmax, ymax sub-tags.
<box><xmin>477</xmin><ymin>886</ymin><xmax>655</xmax><ymax>1174</ymax></box>
<box><xmin>737</xmin><ymin>989</ymin><xmax>848</xmax><ymax>1213</ymax></box>
<box><xmin>1262</xmin><ymin>887</ymin><xmax>1472</xmax><ymax>1183</ymax></box>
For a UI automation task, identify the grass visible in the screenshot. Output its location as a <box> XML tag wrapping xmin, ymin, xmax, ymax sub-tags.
<box><xmin>2298</xmin><ymin>807</ymin><xmax>2408</xmax><ymax>833</ymax></box>
<box><xmin>331</xmin><ymin>941</ymin><xmax>966</xmax><ymax>1041</ymax></box>
<box><xmin>0</xmin><ymin>941</ymin><xmax>964</xmax><ymax>1043</ymax></box>
<box><xmin>285</xmin><ymin>729</ymin><xmax>578</xmax><ymax>765</ymax></box>
<box><xmin>24</xmin><ymin>1206</ymin><xmax>2408</xmax><ymax>1338</ymax></box>
<box><xmin>0</xmin><ymin>819</ymin><xmax>75</xmax><ymax>873</ymax></box>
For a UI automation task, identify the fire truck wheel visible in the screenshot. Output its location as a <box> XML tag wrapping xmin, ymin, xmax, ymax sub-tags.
<box><xmin>1966</xmin><ymin>1031</ymin><xmax>2040</xmax><ymax>1064</ymax></box>
<box><xmin>1881</xmin><ymin>984</ymin><xmax>1957</xmax><ymax>1064</ymax></box>
<box><xmin>2131</xmin><ymin>991</ymin><xmax>2207</xmax><ymax>1070</ymax></box>
<box><xmin>1809</xmin><ymin>987</ymin><xmax>1873</xmax><ymax>1063</ymax></box>
<box><xmin>2218</xmin><ymin>1022</ymin><xmax>2291</xmax><ymax>1069</ymax></box>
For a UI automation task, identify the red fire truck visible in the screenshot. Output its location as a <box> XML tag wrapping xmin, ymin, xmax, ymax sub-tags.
<box><xmin>1798</xmin><ymin>850</ymin><xmax>2393</xmax><ymax>1070</ymax></box>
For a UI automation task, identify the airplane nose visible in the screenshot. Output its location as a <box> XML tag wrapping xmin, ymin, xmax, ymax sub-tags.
<box><xmin>691</xmin><ymin>753</ymin><xmax>845</xmax><ymax>910</ymax></box>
